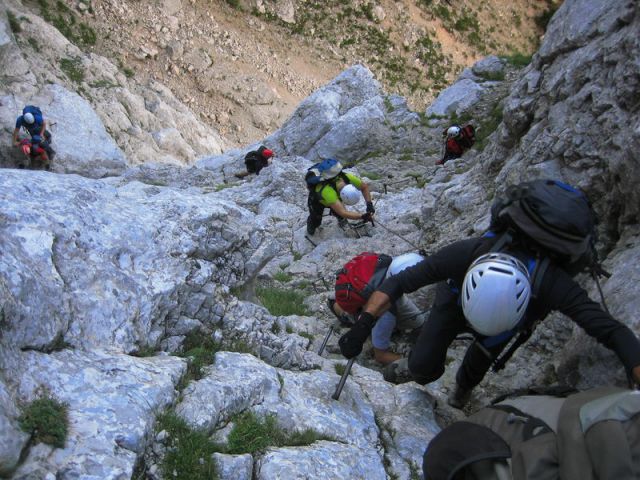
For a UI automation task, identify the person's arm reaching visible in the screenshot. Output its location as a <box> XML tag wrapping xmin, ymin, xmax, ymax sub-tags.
<box><xmin>359</xmin><ymin>181</ymin><xmax>372</xmax><ymax>204</ymax></box>
<box><xmin>12</xmin><ymin>127</ymin><xmax>21</xmax><ymax>146</ymax></box>
<box><xmin>329</xmin><ymin>201</ymin><xmax>367</xmax><ymax>221</ymax></box>
<box><xmin>545</xmin><ymin>268</ymin><xmax>640</xmax><ymax>384</ymax></box>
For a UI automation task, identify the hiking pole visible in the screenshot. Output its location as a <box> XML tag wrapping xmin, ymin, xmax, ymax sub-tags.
<box><xmin>375</xmin><ymin>219</ymin><xmax>421</xmax><ymax>251</ymax></box>
<box><xmin>318</xmin><ymin>325</ymin><xmax>334</xmax><ymax>356</ymax></box>
<box><xmin>332</xmin><ymin>357</ymin><xmax>355</xmax><ymax>400</ymax></box>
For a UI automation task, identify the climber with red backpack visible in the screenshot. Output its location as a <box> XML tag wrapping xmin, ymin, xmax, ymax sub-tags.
<box><xmin>305</xmin><ymin>159</ymin><xmax>374</xmax><ymax>236</ymax></box>
<box><xmin>330</xmin><ymin>252</ymin><xmax>427</xmax><ymax>365</ymax></box>
<box><xmin>18</xmin><ymin>136</ymin><xmax>50</xmax><ymax>170</ymax></box>
<box><xmin>234</xmin><ymin>145</ymin><xmax>274</xmax><ymax>178</ymax></box>
<box><xmin>436</xmin><ymin>124</ymin><xmax>475</xmax><ymax>165</ymax></box>
<box><xmin>13</xmin><ymin>105</ymin><xmax>56</xmax><ymax>164</ymax></box>
<box><xmin>338</xmin><ymin>179</ymin><xmax>640</xmax><ymax>408</ymax></box>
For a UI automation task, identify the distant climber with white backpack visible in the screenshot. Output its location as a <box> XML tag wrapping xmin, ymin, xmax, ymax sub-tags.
<box><xmin>338</xmin><ymin>179</ymin><xmax>640</xmax><ymax>408</ymax></box>
<box><xmin>12</xmin><ymin>105</ymin><xmax>56</xmax><ymax>163</ymax></box>
<box><xmin>304</xmin><ymin>159</ymin><xmax>374</xmax><ymax>236</ymax></box>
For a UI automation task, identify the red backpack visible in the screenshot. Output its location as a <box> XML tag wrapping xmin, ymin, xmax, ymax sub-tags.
<box><xmin>335</xmin><ymin>253</ymin><xmax>392</xmax><ymax>315</ymax></box>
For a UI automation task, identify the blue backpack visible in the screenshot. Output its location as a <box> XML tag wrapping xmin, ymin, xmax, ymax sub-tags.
<box><xmin>22</xmin><ymin>105</ymin><xmax>43</xmax><ymax>124</ymax></box>
<box><xmin>305</xmin><ymin>159</ymin><xmax>344</xmax><ymax>187</ymax></box>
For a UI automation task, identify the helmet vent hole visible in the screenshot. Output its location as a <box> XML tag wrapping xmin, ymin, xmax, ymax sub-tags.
<box><xmin>488</xmin><ymin>266</ymin><xmax>513</xmax><ymax>275</ymax></box>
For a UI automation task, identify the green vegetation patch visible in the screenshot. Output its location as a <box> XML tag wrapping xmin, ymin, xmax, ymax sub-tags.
<box><xmin>156</xmin><ymin>411</ymin><xmax>218</xmax><ymax>480</ymax></box>
<box><xmin>37</xmin><ymin>0</ymin><xmax>96</xmax><ymax>47</ymax></box>
<box><xmin>226</xmin><ymin>411</ymin><xmax>329</xmax><ymax>454</ymax></box>
<box><xmin>474</xmin><ymin>101</ymin><xmax>504</xmax><ymax>151</ymax></box>
<box><xmin>256</xmin><ymin>284</ymin><xmax>309</xmax><ymax>316</ymax></box>
<box><xmin>177</xmin><ymin>330</ymin><xmax>220</xmax><ymax>387</ymax></box>
<box><xmin>361</xmin><ymin>170</ymin><xmax>382</xmax><ymax>180</ymax></box>
<box><xmin>19</xmin><ymin>394</ymin><xmax>69</xmax><ymax>448</ymax></box>
<box><xmin>7</xmin><ymin>11</ymin><xmax>21</xmax><ymax>33</ymax></box>
<box><xmin>501</xmin><ymin>52</ymin><xmax>532</xmax><ymax>68</ymax></box>
<box><xmin>273</xmin><ymin>270</ymin><xmax>292</xmax><ymax>283</ymax></box>
<box><xmin>334</xmin><ymin>363</ymin><xmax>351</xmax><ymax>376</ymax></box>
<box><xmin>535</xmin><ymin>1</ymin><xmax>559</xmax><ymax>31</ymax></box>
<box><xmin>60</xmin><ymin>56</ymin><xmax>85</xmax><ymax>83</ymax></box>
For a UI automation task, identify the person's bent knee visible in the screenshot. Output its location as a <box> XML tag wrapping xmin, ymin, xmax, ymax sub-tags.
<box><xmin>408</xmin><ymin>357</ymin><xmax>444</xmax><ymax>385</ymax></box>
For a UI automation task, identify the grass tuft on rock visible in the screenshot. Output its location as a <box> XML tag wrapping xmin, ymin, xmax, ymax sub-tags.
<box><xmin>226</xmin><ymin>411</ymin><xmax>329</xmax><ymax>454</ymax></box>
<box><xmin>256</xmin><ymin>283</ymin><xmax>309</xmax><ymax>316</ymax></box>
<box><xmin>156</xmin><ymin>411</ymin><xmax>219</xmax><ymax>480</ymax></box>
<box><xmin>19</xmin><ymin>394</ymin><xmax>69</xmax><ymax>448</ymax></box>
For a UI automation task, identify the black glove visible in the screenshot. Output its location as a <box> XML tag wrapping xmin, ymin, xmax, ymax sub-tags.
<box><xmin>361</xmin><ymin>212</ymin><xmax>373</xmax><ymax>223</ymax></box>
<box><xmin>339</xmin><ymin>312</ymin><xmax>375</xmax><ymax>359</ymax></box>
<box><xmin>366</xmin><ymin>201</ymin><xmax>375</xmax><ymax>214</ymax></box>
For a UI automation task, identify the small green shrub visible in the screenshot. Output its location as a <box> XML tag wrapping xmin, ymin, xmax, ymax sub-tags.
<box><xmin>27</xmin><ymin>37</ymin><xmax>39</xmax><ymax>49</ymax></box>
<box><xmin>78</xmin><ymin>23</ymin><xmax>96</xmax><ymax>45</ymax></box>
<box><xmin>256</xmin><ymin>284</ymin><xmax>309</xmax><ymax>316</ymax></box>
<box><xmin>334</xmin><ymin>363</ymin><xmax>350</xmax><ymax>376</ymax></box>
<box><xmin>477</xmin><ymin>70</ymin><xmax>506</xmax><ymax>82</ymax></box>
<box><xmin>156</xmin><ymin>411</ymin><xmax>218</xmax><ymax>480</ymax></box>
<box><xmin>501</xmin><ymin>52</ymin><xmax>532</xmax><ymax>68</ymax></box>
<box><xmin>475</xmin><ymin>101</ymin><xmax>504</xmax><ymax>151</ymax></box>
<box><xmin>298</xmin><ymin>331</ymin><xmax>314</xmax><ymax>341</ymax></box>
<box><xmin>123</xmin><ymin>66</ymin><xmax>135</xmax><ymax>78</ymax></box>
<box><xmin>19</xmin><ymin>394</ymin><xmax>69</xmax><ymax>448</ymax></box>
<box><xmin>361</xmin><ymin>170</ymin><xmax>382</xmax><ymax>180</ymax></box>
<box><xmin>535</xmin><ymin>3</ymin><xmax>558</xmax><ymax>31</ymax></box>
<box><xmin>273</xmin><ymin>271</ymin><xmax>292</xmax><ymax>283</ymax></box>
<box><xmin>7</xmin><ymin>11</ymin><xmax>21</xmax><ymax>33</ymax></box>
<box><xmin>226</xmin><ymin>411</ymin><xmax>328</xmax><ymax>454</ymax></box>
<box><xmin>292</xmin><ymin>251</ymin><xmax>302</xmax><ymax>261</ymax></box>
<box><xmin>131</xmin><ymin>345</ymin><xmax>157</xmax><ymax>357</ymax></box>
<box><xmin>177</xmin><ymin>330</ymin><xmax>220</xmax><ymax>386</ymax></box>
<box><xmin>59</xmin><ymin>57</ymin><xmax>85</xmax><ymax>83</ymax></box>
<box><xmin>225</xmin><ymin>0</ymin><xmax>241</xmax><ymax>9</ymax></box>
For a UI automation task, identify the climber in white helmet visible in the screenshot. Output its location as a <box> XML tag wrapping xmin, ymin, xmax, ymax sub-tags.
<box><xmin>338</xmin><ymin>235</ymin><xmax>640</xmax><ymax>409</ymax></box>
<box><xmin>305</xmin><ymin>159</ymin><xmax>375</xmax><ymax>236</ymax></box>
<box><xmin>12</xmin><ymin>105</ymin><xmax>56</xmax><ymax>166</ymax></box>
<box><xmin>436</xmin><ymin>123</ymin><xmax>475</xmax><ymax>165</ymax></box>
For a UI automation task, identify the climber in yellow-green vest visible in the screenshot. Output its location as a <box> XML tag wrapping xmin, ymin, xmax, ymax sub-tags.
<box><xmin>304</xmin><ymin>159</ymin><xmax>374</xmax><ymax>236</ymax></box>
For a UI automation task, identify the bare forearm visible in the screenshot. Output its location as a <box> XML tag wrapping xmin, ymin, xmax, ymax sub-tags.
<box><xmin>364</xmin><ymin>291</ymin><xmax>392</xmax><ymax>318</ymax></box>
<box><xmin>361</xmin><ymin>183</ymin><xmax>372</xmax><ymax>203</ymax></box>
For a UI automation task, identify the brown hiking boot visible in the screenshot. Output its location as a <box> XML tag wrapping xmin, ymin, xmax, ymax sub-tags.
<box><xmin>383</xmin><ymin>358</ymin><xmax>413</xmax><ymax>384</ymax></box>
<box><xmin>447</xmin><ymin>384</ymin><xmax>472</xmax><ymax>409</ymax></box>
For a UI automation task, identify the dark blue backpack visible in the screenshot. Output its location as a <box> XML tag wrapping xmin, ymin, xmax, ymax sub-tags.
<box><xmin>22</xmin><ymin>105</ymin><xmax>43</xmax><ymax>124</ymax></box>
<box><xmin>305</xmin><ymin>159</ymin><xmax>344</xmax><ymax>187</ymax></box>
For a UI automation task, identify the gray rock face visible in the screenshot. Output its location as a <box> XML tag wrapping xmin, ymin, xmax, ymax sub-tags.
<box><xmin>175</xmin><ymin>353</ymin><xmax>437</xmax><ymax>479</ymax></box>
<box><xmin>212</xmin><ymin>453</ymin><xmax>253</xmax><ymax>480</ymax></box>
<box><xmin>0</xmin><ymin>170</ymin><xmax>260</xmax><ymax>352</ymax></box>
<box><xmin>426</xmin><ymin>78</ymin><xmax>485</xmax><ymax>117</ymax></box>
<box><xmin>2</xmin><ymin>84</ymin><xmax>127</xmax><ymax>178</ymax></box>
<box><xmin>0</xmin><ymin>383</ymin><xmax>29</xmax><ymax>477</ymax></box>
<box><xmin>3</xmin><ymin>349</ymin><xmax>185</xmax><ymax>479</ymax></box>
<box><xmin>0</xmin><ymin>5</ymin><xmax>228</xmax><ymax>170</ymax></box>
<box><xmin>255</xmin><ymin>441</ymin><xmax>387</xmax><ymax>480</ymax></box>
<box><xmin>1</xmin><ymin>0</ymin><xmax>640</xmax><ymax>478</ymax></box>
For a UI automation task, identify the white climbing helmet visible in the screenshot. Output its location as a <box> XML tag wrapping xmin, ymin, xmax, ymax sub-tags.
<box><xmin>339</xmin><ymin>184</ymin><xmax>361</xmax><ymax>206</ymax></box>
<box><xmin>461</xmin><ymin>253</ymin><xmax>531</xmax><ymax>336</ymax></box>
<box><xmin>23</xmin><ymin>112</ymin><xmax>35</xmax><ymax>124</ymax></box>
<box><xmin>447</xmin><ymin>126</ymin><xmax>461</xmax><ymax>138</ymax></box>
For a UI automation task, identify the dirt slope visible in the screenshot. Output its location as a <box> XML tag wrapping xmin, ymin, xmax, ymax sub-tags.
<box><xmin>32</xmin><ymin>0</ymin><xmax>559</xmax><ymax>147</ymax></box>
